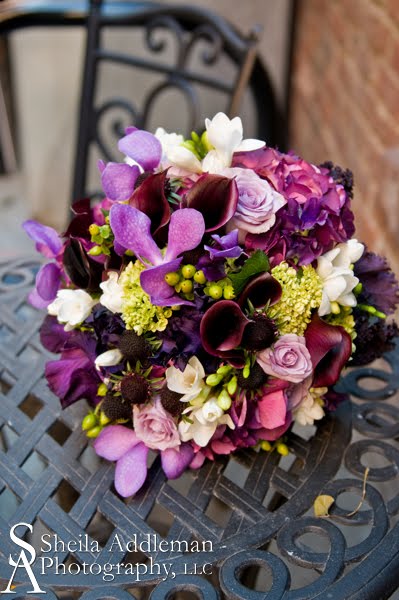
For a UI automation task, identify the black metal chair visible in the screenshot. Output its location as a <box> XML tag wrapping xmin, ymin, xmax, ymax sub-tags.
<box><xmin>0</xmin><ymin>0</ymin><xmax>289</xmax><ymax>203</ymax></box>
<box><xmin>72</xmin><ymin>0</ymin><xmax>286</xmax><ymax>201</ymax></box>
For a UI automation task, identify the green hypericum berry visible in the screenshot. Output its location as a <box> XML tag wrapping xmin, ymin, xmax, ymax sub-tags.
<box><xmin>208</xmin><ymin>284</ymin><xmax>223</xmax><ymax>299</ymax></box>
<box><xmin>82</xmin><ymin>413</ymin><xmax>97</xmax><ymax>431</ymax></box>
<box><xmin>97</xmin><ymin>383</ymin><xmax>108</xmax><ymax>397</ymax></box>
<box><xmin>182</xmin><ymin>264</ymin><xmax>196</xmax><ymax>279</ymax></box>
<box><xmin>276</xmin><ymin>442</ymin><xmax>289</xmax><ymax>456</ymax></box>
<box><xmin>165</xmin><ymin>272</ymin><xmax>180</xmax><ymax>286</ymax></box>
<box><xmin>217</xmin><ymin>389</ymin><xmax>232</xmax><ymax>410</ymax></box>
<box><xmin>223</xmin><ymin>285</ymin><xmax>235</xmax><ymax>300</ymax></box>
<box><xmin>86</xmin><ymin>425</ymin><xmax>103</xmax><ymax>439</ymax></box>
<box><xmin>89</xmin><ymin>223</ymin><xmax>100</xmax><ymax>236</ymax></box>
<box><xmin>260</xmin><ymin>440</ymin><xmax>272</xmax><ymax>451</ymax></box>
<box><xmin>180</xmin><ymin>280</ymin><xmax>193</xmax><ymax>294</ymax></box>
<box><xmin>99</xmin><ymin>224</ymin><xmax>111</xmax><ymax>239</ymax></box>
<box><xmin>194</xmin><ymin>270</ymin><xmax>206</xmax><ymax>284</ymax></box>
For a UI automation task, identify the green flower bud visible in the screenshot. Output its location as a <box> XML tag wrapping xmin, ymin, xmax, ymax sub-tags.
<box><xmin>82</xmin><ymin>413</ymin><xmax>97</xmax><ymax>431</ymax></box>
<box><xmin>353</xmin><ymin>282</ymin><xmax>363</xmax><ymax>295</ymax></box>
<box><xmin>260</xmin><ymin>440</ymin><xmax>272</xmax><ymax>451</ymax></box>
<box><xmin>201</xmin><ymin>131</ymin><xmax>213</xmax><ymax>152</ymax></box>
<box><xmin>227</xmin><ymin>376</ymin><xmax>237</xmax><ymax>395</ymax></box>
<box><xmin>86</xmin><ymin>425</ymin><xmax>103</xmax><ymax>439</ymax></box>
<box><xmin>99</xmin><ymin>224</ymin><xmax>111</xmax><ymax>239</ymax></box>
<box><xmin>223</xmin><ymin>285</ymin><xmax>235</xmax><ymax>300</ymax></box>
<box><xmin>330</xmin><ymin>301</ymin><xmax>341</xmax><ymax>315</ymax></box>
<box><xmin>217</xmin><ymin>389</ymin><xmax>232</xmax><ymax>410</ymax></box>
<box><xmin>165</xmin><ymin>272</ymin><xmax>180</xmax><ymax>286</ymax></box>
<box><xmin>206</xmin><ymin>373</ymin><xmax>223</xmax><ymax>386</ymax></box>
<box><xmin>276</xmin><ymin>442</ymin><xmax>289</xmax><ymax>456</ymax></box>
<box><xmin>97</xmin><ymin>383</ymin><xmax>108</xmax><ymax>397</ymax></box>
<box><xmin>99</xmin><ymin>412</ymin><xmax>111</xmax><ymax>426</ymax></box>
<box><xmin>216</xmin><ymin>365</ymin><xmax>232</xmax><ymax>376</ymax></box>
<box><xmin>243</xmin><ymin>364</ymin><xmax>250</xmax><ymax>379</ymax></box>
<box><xmin>194</xmin><ymin>270</ymin><xmax>206</xmax><ymax>284</ymax></box>
<box><xmin>88</xmin><ymin>245</ymin><xmax>102</xmax><ymax>256</ymax></box>
<box><xmin>208</xmin><ymin>284</ymin><xmax>223</xmax><ymax>300</ymax></box>
<box><xmin>182</xmin><ymin>264</ymin><xmax>196</xmax><ymax>279</ymax></box>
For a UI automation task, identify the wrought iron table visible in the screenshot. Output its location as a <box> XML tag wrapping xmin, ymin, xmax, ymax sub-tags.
<box><xmin>0</xmin><ymin>256</ymin><xmax>398</xmax><ymax>599</ymax></box>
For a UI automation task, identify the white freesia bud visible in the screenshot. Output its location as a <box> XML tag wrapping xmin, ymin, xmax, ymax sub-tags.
<box><xmin>99</xmin><ymin>271</ymin><xmax>124</xmax><ymax>313</ymax></box>
<box><xmin>317</xmin><ymin>239</ymin><xmax>364</xmax><ymax>316</ymax></box>
<box><xmin>47</xmin><ymin>289</ymin><xmax>96</xmax><ymax>331</ymax></box>
<box><xmin>95</xmin><ymin>348</ymin><xmax>123</xmax><ymax>368</ymax></box>
<box><xmin>178</xmin><ymin>397</ymin><xmax>235</xmax><ymax>447</ymax></box>
<box><xmin>165</xmin><ymin>356</ymin><xmax>206</xmax><ymax>402</ymax></box>
<box><xmin>293</xmin><ymin>391</ymin><xmax>325</xmax><ymax>426</ymax></box>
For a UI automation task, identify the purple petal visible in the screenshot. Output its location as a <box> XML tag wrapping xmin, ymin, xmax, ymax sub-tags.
<box><xmin>28</xmin><ymin>287</ymin><xmax>52</xmax><ymax>309</ymax></box>
<box><xmin>35</xmin><ymin>263</ymin><xmax>62</xmax><ymax>303</ymax></box>
<box><xmin>114</xmin><ymin>442</ymin><xmax>149</xmax><ymax>497</ymax></box>
<box><xmin>161</xmin><ymin>443</ymin><xmax>194</xmax><ymax>479</ymax></box>
<box><xmin>101</xmin><ymin>162</ymin><xmax>140</xmax><ymax>201</ymax></box>
<box><xmin>118</xmin><ymin>129</ymin><xmax>162</xmax><ymax>171</ymax></box>
<box><xmin>140</xmin><ymin>258</ymin><xmax>193</xmax><ymax>306</ymax></box>
<box><xmin>164</xmin><ymin>209</ymin><xmax>205</xmax><ymax>262</ymax></box>
<box><xmin>94</xmin><ymin>425</ymin><xmax>139</xmax><ymax>461</ymax></box>
<box><xmin>23</xmin><ymin>220</ymin><xmax>62</xmax><ymax>258</ymax></box>
<box><xmin>110</xmin><ymin>203</ymin><xmax>163</xmax><ymax>265</ymax></box>
<box><xmin>114</xmin><ymin>240</ymin><xmax>127</xmax><ymax>256</ymax></box>
<box><xmin>97</xmin><ymin>159</ymin><xmax>106</xmax><ymax>173</ymax></box>
<box><xmin>40</xmin><ymin>315</ymin><xmax>70</xmax><ymax>353</ymax></box>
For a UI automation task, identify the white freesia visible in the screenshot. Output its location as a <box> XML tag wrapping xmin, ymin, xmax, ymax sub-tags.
<box><xmin>178</xmin><ymin>397</ymin><xmax>235</xmax><ymax>447</ymax></box>
<box><xmin>317</xmin><ymin>239</ymin><xmax>364</xmax><ymax>316</ymax></box>
<box><xmin>94</xmin><ymin>348</ymin><xmax>123</xmax><ymax>368</ymax></box>
<box><xmin>165</xmin><ymin>356</ymin><xmax>206</xmax><ymax>402</ymax></box>
<box><xmin>99</xmin><ymin>271</ymin><xmax>124</xmax><ymax>313</ymax></box>
<box><xmin>47</xmin><ymin>289</ymin><xmax>96</xmax><ymax>331</ymax></box>
<box><xmin>159</xmin><ymin>112</ymin><xmax>265</xmax><ymax>175</ymax></box>
<box><xmin>293</xmin><ymin>389</ymin><xmax>326</xmax><ymax>426</ymax></box>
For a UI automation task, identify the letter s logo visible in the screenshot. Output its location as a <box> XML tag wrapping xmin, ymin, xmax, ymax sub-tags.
<box><xmin>1</xmin><ymin>522</ymin><xmax>45</xmax><ymax>594</ymax></box>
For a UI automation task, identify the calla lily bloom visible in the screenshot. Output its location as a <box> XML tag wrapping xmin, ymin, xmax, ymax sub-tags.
<box><xmin>110</xmin><ymin>204</ymin><xmax>205</xmax><ymax>306</ymax></box>
<box><xmin>94</xmin><ymin>425</ymin><xmax>194</xmax><ymax>497</ymax></box>
<box><xmin>185</xmin><ymin>174</ymin><xmax>238</xmax><ymax>232</ymax></box>
<box><xmin>304</xmin><ymin>314</ymin><xmax>352</xmax><ymax>387</ymax></box>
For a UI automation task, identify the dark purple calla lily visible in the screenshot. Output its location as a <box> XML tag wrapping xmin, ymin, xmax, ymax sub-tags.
<box><xmin>63</xmin><ymin>238</ymin><xmax>103</xmax><ymax>292</ymax></box>
<box><xmin>304</xmin><ymin>314</ymin><xmax>352</xmax><ymax>387</ymax></box>
<box><xmin>110</xmin><ymin>204</ymin><xmax>205</xmax><ymax>306</ymax></box>
<box><xmin>63</xmin><ymin>198</ymin><xmax>94</xmax><ymax>240</ymax></box>
<box><xmin>185</xmin><ymin>174</ymin><xmax>238</xmax><ymax>232</ymax></box>
<box><xmin>94</xmin><ymin>424</ymin><xmax>195</xmax><ymax>497</ymax></box>
<box><xmin>98</xmin><ymin>160</ymin><xmax>140</xmax><ymax>201</ymax></box>
<box><xmin>129</xmin><ymin>170</ymin><xmax>170</xmax><ymax>237</ymax></box>
<box><xmin>200</xmin><ymin>300</ymin><xmax>249</xmax><ymax>367</ymax></box>
<box><xmin>238</xmin><ymin>272</ymin><xmax>282</xmax><ymax>309</ymax></box>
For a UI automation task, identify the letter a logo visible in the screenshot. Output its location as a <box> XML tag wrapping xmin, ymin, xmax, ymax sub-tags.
<box><xmin>1</xmin><ymin>523</ymin><xmax>45</xmax><ymax>594</ymax></box>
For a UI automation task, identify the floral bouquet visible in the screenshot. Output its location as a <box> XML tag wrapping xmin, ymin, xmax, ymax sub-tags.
<box><xmin>24</xmin><ymin>113</ymin><xmax>399</xmax><ymax>497</ymax></box>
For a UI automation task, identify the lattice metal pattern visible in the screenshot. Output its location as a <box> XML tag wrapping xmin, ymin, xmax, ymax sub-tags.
<box><xmin>0</xmin><ymin>257</ymin><xmax>398</xmax><ymax>599</ymax></box>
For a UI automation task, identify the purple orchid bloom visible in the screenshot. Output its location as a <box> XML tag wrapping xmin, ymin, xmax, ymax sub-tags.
<box><xmin>204</xmin><ymin>230</ymin><xmax>243</xmax><ymax>260</ymax></box>
<box><xmin>23</xmin><ymin>220</ymin><xmax>64</xmax><ymax>309</ymax></box>
<box><xmin>94</xmin><ymin>425</ymin><xmax>194</xmax><ymax>497</ymax></box>
<box><xmin>110</xmin><ymin>204</ymin><xmax>205</xmax><ymax>306</ymax></box>
<box><xmin>99</xmin><ymin>127</ymin><xmax>162</xmax><ymax>201</ymax></box>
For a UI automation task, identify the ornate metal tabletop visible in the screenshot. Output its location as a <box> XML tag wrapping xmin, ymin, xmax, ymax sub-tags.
<box><xmin>0</xmin><ymin>257</ymin><xmax>398</xmax><ymax>599</ymax></box>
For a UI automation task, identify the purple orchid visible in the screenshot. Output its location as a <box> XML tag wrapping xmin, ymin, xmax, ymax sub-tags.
<box><xmin>99</xmin><ymin>127</ymin><xmax>162</xmax><ymax>201</ymax></box>
<box><xmin>110</xmin><ymin>204</ymin><xmax>205</xmax><ymax>305</ymax></box>
<box><xmin>23</xmin><ymin>220</ymin><xmax>64</xmax><ymax>309</ymax></box>
<box><xmin>204</xmin><ymin>230</ymin><xmax>243</xmax><ymax>260</ymax></box>
<box><xmin>94</xmin><ymin>425</ymin><xmax>194</xmax><ymax>497</ymax></box>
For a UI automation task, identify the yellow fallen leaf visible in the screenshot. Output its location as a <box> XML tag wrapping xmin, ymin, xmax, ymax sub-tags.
<box><xmin>314</xmin><ymin>494</ymin><xmax>335</xmax><ymax>517</ymax></box>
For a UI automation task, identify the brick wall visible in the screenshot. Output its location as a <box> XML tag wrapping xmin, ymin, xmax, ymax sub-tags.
<box><xmin>291</xmin><ymin>0</ymin><xmax>399</xmax><ymax>274</ymax></box>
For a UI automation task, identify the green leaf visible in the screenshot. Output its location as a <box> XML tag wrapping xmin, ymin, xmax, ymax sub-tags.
<box><xmin>229</xmin><ymin>250</ymin><xmax>270</xmax><ymax>296</ymax></box>
<box><xmin>314</xmin><ymin>494</ymin><xmax>335</xmax><ymax>517</ymax></box>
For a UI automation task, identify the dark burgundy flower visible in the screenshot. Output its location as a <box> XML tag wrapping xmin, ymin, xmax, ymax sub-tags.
<box><xmin>200</xmin><ymin>300</ymin><xmax>249</xmax><ymax>367</ymax></box>
<box><xmin>129</xmin><ymin>170</ymin><xmax>170</xmax><ymax>239</ymax></box>
<box><xmin>351</xmin><ymin>312</ymin><xmax>398</xmax><ymax>366</ymax></box>
<box><xmin>354</xmin><ymin>250</ymin><xmax>399</xmax><ymax>316</ymax></box>
<box><xmin>63</xmin><ymin>238</ymin><xmax>104</xmax><ymax>293</ymax></box>
<box><xmin>304</xmin><ymin>314</ymin><xmax>352</xmax><ymax>387</ymax></box>
<box><xmin>238</xmin><ymin>272</ymin><xmax>282</xmax><ymax>309</ymax></box>
<box><xmin>185</xmin><ymin>174</ymin><xmax>238</xmax><ymax>231</ymax></box>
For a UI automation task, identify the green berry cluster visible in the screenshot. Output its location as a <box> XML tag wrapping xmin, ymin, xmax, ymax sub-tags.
<box><xmin>204</xmin><ymin>278</ymin><xmax>235</xmax><ymax>300</ymax></box>
<box><xmin>205</xmin><ymin>364</ymin><xmax>237</xmax><ymax>411</ymax></box>
<box><xmin>81</xmin><ymin>384</ymin><xmax>111</xmax><ymax>438</ymax></box>
<box><xmin>164</xmin><ymin>265</ymin><xmax>206</xmax><ymax>300</ymax></box>
<box><xmin>88</xmin><ymin>217</ymin><xmax>114</xmax><ymax>257</ymax></box>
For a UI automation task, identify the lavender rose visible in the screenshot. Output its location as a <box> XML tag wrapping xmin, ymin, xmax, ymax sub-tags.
<box><xmin>224</xmin><ymin>167</ymin><xmax>286</xmax><ymax>240</ymax></box>
<box><xmin>133</xmin><ymin>398</ymin><xmax>180</xmax><ymax>451</ymax></box>
<box><xmin>257</xmin><ymin>334</ymin><xmax>313</xmax><ymax>383</ymax></box>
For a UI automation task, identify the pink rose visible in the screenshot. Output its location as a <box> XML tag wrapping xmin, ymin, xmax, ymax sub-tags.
<box><xmin>257</xmin><ymin>334</ymin><xmax>313</xmax><ymax>383</ymax></box>
<box><xmin>133</xmin><ymin>398</ymin><xmax>180</xmax><ymax>451</ymax></box>
<box><xmin>224</xmin><ymin>167</ymin><xmax>286</xmax><ymax>239</ymax></box>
